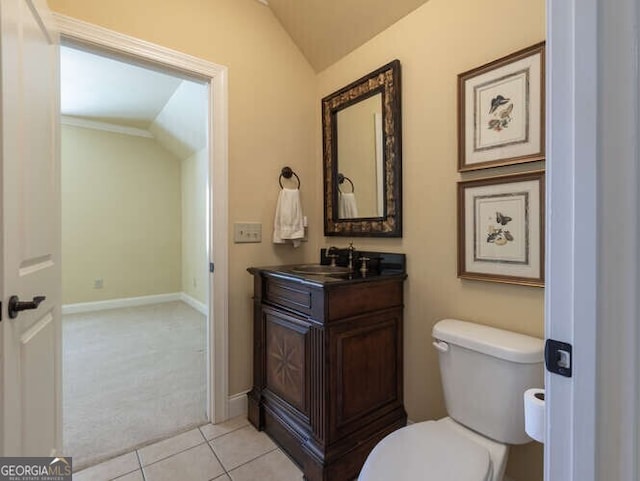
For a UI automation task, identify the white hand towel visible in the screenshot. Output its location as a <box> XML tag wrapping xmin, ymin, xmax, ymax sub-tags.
<box><xmin>273</xmin><ymin>188</ymin><xmax>304</xmax><ymax>247</ymax></box>
<box><xmin>339</xmin><ymin>192</ymin><xmax>359</xmax><ymax>219</ymax></box>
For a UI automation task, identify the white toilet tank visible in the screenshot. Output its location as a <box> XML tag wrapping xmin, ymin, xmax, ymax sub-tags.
<box><xmin>432</xmin><ymin>319</ymin><xmax>544</xmax><ymax>445</ymax></box>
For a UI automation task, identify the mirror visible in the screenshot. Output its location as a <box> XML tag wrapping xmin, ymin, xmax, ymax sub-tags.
<box><xmin>322</xmin><ymin>60</ymin><xmax>402</xmax><ymax>237</ymax></box>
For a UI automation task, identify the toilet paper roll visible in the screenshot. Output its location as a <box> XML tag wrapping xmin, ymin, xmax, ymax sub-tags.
<box><xmin>524</xmin><ymin>388</ymin><xmax>545</xmax><ymax>443</ymax></box>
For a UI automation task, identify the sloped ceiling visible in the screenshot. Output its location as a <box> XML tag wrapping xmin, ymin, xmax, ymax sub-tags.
<box><xmin>61</xmin><ymin>46</ymin><xmax>182</xmax><ymax>129</ymax></box>
<box><xmin>265</xmin><ymin>0</ymin><xmax>431</xmax><ymax>72</ymax></box>
<box><xmin>61</xmin><ymin>46</ymin><xmax>207</xmax><ymax>159</ymax></box>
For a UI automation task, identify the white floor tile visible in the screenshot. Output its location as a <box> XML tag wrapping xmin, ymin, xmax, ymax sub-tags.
<box><xmin>73</xmin><ymin>452</ymin><xmax>140</xmax><ymax>481</ymax></box>
<box><xmin>138</xmin><ymin>428</ymin><xmax>205</xmax><ymax>466</ymax></box>
<box><xmin>113</xmin><ymin>470</ymin><xmax>144</xmax><ymax>481</ymax></box>
<box><xmin>228</xmin><ymin>449</ymin><xmax>303</xmax><ymax>481</ymax></box>
<box><xmin>209</xmin><ymin>425</ymin><xmax>276</xmax><ymax>471</ymax></box>
<box><xmin>199</xmin><ymin>416</ymin><xmax>249</xmax><ymax>440</ymax></box>
<box><xmin>143</xmin><ymin>443</ymin><xmax>225</xmax><ymax>481</ymax></box>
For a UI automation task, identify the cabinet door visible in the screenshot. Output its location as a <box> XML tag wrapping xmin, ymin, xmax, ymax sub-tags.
<box><xmin>263</xmin><ymin>307</ymin><xmax>310</xmax><ymax>416</ymax></box>
<box><xmin>329</xmin><ymin>309</ymin><xmax>403</xmax><ymax>440</ymax></box>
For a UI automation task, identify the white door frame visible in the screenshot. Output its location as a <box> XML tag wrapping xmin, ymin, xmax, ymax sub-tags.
<box><xmin>546</xmin><ymin>0</ymin><xmax>640</xmax><ymax>480</ymax></box>
<box><xmin>53</xmin><ymin>14</ymin><xmax>230</xmax><ymax>424</ymax></box>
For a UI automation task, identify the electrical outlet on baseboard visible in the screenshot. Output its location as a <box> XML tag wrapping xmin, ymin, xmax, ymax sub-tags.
<box><xmin>94</xmin><ymin>278</ymin><xmax>104</xmax><ymax>289</ymax></box>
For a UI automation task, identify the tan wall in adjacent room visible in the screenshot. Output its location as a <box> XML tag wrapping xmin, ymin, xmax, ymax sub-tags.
<box><xmin>61</xmin><ymin>125</ymin><xmax>182</xmax><ymax>304</ymax></box>
<box><xmin>181</xmin><ymin>148</ymin><xmax>208</xmax><ymax>305</ymax></box>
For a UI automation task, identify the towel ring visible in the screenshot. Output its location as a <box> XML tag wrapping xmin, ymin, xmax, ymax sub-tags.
<box><xmin>337</xmin><ymin>173</ymin><xmax>355</xmax><ymax>193</ymax></box>
<box><xmin>279</xmin><ymin>166</ymin><xmax>301</xmax><ymax>189</ymax></box>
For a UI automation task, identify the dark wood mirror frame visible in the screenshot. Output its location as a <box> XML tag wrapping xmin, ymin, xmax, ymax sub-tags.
<box><xmin>322</xmin><ymin>59</ymin><xmax>402</xmax><ymax>237</ymax></box>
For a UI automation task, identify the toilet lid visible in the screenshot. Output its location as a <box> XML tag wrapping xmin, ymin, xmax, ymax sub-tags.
<box><xmin>359</xmin><ymin>421</ymin><xmax>492</xmax><ymax>481</ymax></box>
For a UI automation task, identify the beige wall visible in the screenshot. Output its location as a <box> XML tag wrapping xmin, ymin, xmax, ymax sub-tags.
<box><xmin>53</xmin><ymin>0</ymin><xmax>546</xmax><ymax>478</ymax></box>
<box><xmin>181</xmin><ymin>148</ymin><xmax>208</xmax><ymax>304</ymax></box>
<box><xmin>316</xmin><ymin>1</ymin><xmax>545</xmax><ymax>480</ymax></box>
<box><xmin>49</xmin><ymin>0</ymin><xmax>319</xmax><ymax>395</ymax></box>
<box><xmin>61</xmin><ymin>125</ymin><xmax>182</xmax><ymax>304</ymax></box>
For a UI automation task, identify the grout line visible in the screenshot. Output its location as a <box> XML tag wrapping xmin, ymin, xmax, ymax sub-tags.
<box><xmin>200</xmin><ymin>422</ymin><xmax>251</xmax><ymax>442</ymax></box>
<box><xmin>142</xmin><ymin>440</ymin><xmax>209</xmax><ymax>469</ymax></box>
<box><xmin>209</xmin><ymin>474</ymin><xmax>229</xmax><ymax>481</ymax></box>
<box><xmin>81</xmin><ymin>455</ymin><xmax>140</xmax><ymax>481</ymax></box>
<box><xmin>108</xmin><ymin>467</ymin><xmax>141</xmax><ymax>481</ymax></box>
<box><xmin>135</xmin><ymin>451</ymin><xmax>147</xmax><ymax>481</ymax></box>
<box><xmin>204</xmin><ymin>440</ymin><xmax>228</xmax><ymax>478</ymax></box>
<box><xmin>224</xmin><ymin>447</ymin><xmax>279</xmax><ymax>475</ymax></box>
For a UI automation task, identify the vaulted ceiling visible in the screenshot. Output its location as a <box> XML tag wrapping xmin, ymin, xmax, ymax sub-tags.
<box><xmin>264</xmin><ymin>0</ymin><xmax>430</xmax><ymax>71</ymax></box>
<box><xmin>59</xmin><ymin>0</ymin><xmax>431</xmax><ymax>153</ymax></box>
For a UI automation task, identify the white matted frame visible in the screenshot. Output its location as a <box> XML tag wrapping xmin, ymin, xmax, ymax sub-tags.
<box><xmin>458</xmin><ymin>42</ymin><xmax>545</xmax><ymax>171</ymax></box>
<box><xmin>457</xmin><ymin>170</ymin><xmax>544</xmax><ymax>286</ymax></box>
<box><xmin>53</xmin><ymin>14</ymin><xmax>230</xmax><ymax>423</ymax></box>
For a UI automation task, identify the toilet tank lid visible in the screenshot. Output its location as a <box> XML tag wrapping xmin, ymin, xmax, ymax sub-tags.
<box><xmin>433</xmin><ymin>319</ymin><xmax>544</xmax><ymax>364</ymax></box>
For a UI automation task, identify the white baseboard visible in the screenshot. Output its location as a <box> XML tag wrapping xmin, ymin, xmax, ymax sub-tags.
<box><xmin>228</xmin><ymin>390</ymin><xmax>249</xmax><ymax>419</ymax></box>
<box><xmin>62</xmin><ymin>292</ymin><xmax>182</xmax><ymax>314</ymax></box>
<box><xmin>180</xmin><ymin>292</ymin><xmax>208</xmax><ymax>315</ymax></box>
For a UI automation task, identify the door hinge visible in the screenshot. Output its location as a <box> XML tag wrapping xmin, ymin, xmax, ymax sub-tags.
<box><xmin>209</xmin><ymin>262</ymin><xmax>215</xmax><ymax>273</ymax></box>
<box><xmin>545</xmin><ymin>339</ymin><xmax>572</xmax><ymax>377</ymax></box>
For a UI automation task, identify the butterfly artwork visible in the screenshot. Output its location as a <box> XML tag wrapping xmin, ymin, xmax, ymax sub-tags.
<box><xmin>496</xmin><ymin>211</ymin><xmax>512</xmax><ymax>226</ymax></box>
<box><xmin>487</xmin><ymin>211</ymin><xmax>514</xmax><ymax>246</ymax></box>
<box><xmin>487</xmin><ymin>95</ymin><xmax>514</xmax><ymax>132</ymax></box>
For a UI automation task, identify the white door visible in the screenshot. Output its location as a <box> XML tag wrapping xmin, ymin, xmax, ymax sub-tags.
<box><xmin>546</xmin><ymin>1</ymin><xmax>640</xmax><ymax>480</ymax></box>
<box><xmin>0</xmin><ymin>0</ymin><xmax>61</xmax><ymax>456</ymax></box>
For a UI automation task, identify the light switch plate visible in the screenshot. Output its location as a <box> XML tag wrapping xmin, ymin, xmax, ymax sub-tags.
<box><xmin>234</xmin><ymin>222</ymin><xmax>262</xmax><ymax>243</ymax></box>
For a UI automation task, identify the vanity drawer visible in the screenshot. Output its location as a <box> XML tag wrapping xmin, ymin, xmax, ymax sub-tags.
<box><xmin>264</xmin><ymin>278</ymin><xmax>314</xmax><ymax>315</ymax></box>
<box><xmin>327</xmin><ymin>280</ymin><xmax>403</xmax><ymax>320</ymax></box>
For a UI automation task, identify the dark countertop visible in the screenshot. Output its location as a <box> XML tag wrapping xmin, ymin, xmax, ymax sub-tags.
<box><xmin>248</xmin><ymin>251</ymin><xmax>407</xmax><ymax>287</ymax></box>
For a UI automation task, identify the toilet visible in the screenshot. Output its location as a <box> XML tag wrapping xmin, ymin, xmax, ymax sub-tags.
<box><xmin>359</xmin><ymin>319</ymin><xmax>544</xmax><ymax>481</ymax></box>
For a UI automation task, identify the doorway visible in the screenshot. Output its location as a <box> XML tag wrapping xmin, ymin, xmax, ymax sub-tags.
<box><xmin>60</xmin><ymin>43</ymin><xmax>210</xmax><ymax>468</ymax></box>
<box><xmin>54</xmin><ymin>13</ymin><xmax>230</xmax><ymax>468</ymax></box>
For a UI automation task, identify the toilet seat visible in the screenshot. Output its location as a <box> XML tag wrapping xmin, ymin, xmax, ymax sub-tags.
<box><xmin>359</xmin><ymin>421</ymin><xmax>492</xmax><ymax>481</ymax></box>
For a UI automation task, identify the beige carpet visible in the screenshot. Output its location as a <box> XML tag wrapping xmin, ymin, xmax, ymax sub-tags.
<box><xmin>63</xmin><ymin>301</ymin><xmax>207</xmax><ymax>469</ymax></box>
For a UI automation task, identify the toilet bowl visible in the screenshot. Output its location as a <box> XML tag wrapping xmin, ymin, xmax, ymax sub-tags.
<box><xmin>358</xmin><ymin>319</ymin><xmax>544</xmax><ymax>481</ymax></box>
<box><xmin>359</xmin><ymin>418</ymin><xmax>508</xmax><ymax>481</ymax></box>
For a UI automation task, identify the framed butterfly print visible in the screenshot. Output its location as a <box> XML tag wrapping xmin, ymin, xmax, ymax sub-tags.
<box><xmin>458</xmin><ymin>42</ymin><xmax>545</xmax><ymax>171</ymax></box>
<box><xmin>458</xmin><ymin>170</ymin><xmax>545</xmax><ymax>287</ymax></box>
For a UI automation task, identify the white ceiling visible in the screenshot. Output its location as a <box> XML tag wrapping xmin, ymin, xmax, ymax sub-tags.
<box><xmin>60</xmin><ymin>46</ymin><xmax>182</xmax><ymax>129</ymax></box>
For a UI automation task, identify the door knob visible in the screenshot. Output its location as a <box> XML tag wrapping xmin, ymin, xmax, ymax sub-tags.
<box><xmin>8</xmin><ymin>295</ymin><xmax>46</xmax><ymax>319</ymax></box>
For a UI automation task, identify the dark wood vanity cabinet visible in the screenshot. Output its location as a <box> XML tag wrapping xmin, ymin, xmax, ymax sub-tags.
<box><xmin>247</xmin><ymin>268</ymin><xmax>407</xmax><ymax>481</ymax></box>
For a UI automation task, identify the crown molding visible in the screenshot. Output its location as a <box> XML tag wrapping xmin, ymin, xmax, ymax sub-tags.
<box><xmin>61</xmin><ymin>115</ymin><xmax>153</xmax><ymax>138</ymax></box>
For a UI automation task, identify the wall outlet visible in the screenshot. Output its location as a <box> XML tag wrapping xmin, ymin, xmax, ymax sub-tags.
<box><xmin>234</xmin><ymin>222</ymin><xmax>262</xmax><ymax>243</ymax></box>
<box><xmin>94</xmin><ymin>278</ymin><xmax>104</xmax><ymax>289</ymax></box>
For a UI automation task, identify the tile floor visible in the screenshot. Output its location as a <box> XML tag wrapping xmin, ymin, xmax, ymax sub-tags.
<box><xmin>73</xmin><ymin>416</ymin><xmax>303</xmax><ymax>481</ymax></box>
